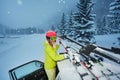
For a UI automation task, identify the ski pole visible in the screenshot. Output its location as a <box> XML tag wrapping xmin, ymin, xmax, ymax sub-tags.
<box><xmin>59</xmin><ymin>40</ymin><xmax>68</xmax><ymax>52</ymax></box>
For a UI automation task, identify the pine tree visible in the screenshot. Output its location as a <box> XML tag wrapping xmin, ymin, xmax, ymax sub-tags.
<box><xmin>51</xmin><ymin>25</ymin><xmax>55</xmax><ymax>31</ymax></box>
<box><xmin>102</xmin><ymin>16</ymin><xmax>109</xmax><ymax>34</ymax></box>
<box><xmin>58</xmin><ymin>13</ymin><xmax>66</xmax><ymax>35</ymax></box>
<box><xmin>66</xmin><ymin>11</ymin><xmax>75</xmax><ymax>37</ymax></box>
<box><xmin>73</xmin><ymin>0</ymin><xmax>95</xmax><ymax>41</ymax></box>
<box><xmin>107</xmin><ymin>0</ymin><xmax>120</xmax><ymax>33</ymax></box>
<box><xmin>96</xmin><ymin>19</ymin><xmax>102</xmax><ymax>35</ymax></box>
<box><xmin>0</xmin><ymin>24</ymin><xmax>6</xmax><ymax>36</ymax></box>
<box><xmin>96</xmin><ymin>16</ymin><xmax>109</xmax><ymax>35</ymax></box>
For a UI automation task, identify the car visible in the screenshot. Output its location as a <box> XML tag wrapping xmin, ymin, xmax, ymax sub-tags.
<box><xmin>9</xmin><ymin>60</ymin><xmax>48</xmax><ymax>80</ymax></box>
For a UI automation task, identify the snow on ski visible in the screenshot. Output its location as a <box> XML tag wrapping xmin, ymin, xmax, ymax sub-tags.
<box><xmin>72</xmin><ymin>47</ymin><xmax>112</xmax><ymax>80</ymax></box>
<box><xmin>61</xmin><ymin>35</ymin><xmax>120</xmax><ymax>64</ymax></box>
<box><xmin>59</xmin><ymin>39</ymin><xmax>98</xmax><ymax>80</ymax></box>
<box><xmin>58</xmin><ymin>35</ymin><xmax>120</xmax><ymax>80</ymax></box>
<box><xmin>78</xmin><ymin>46</ymin><xmax>120</xmax><ymax>80</ymax></box>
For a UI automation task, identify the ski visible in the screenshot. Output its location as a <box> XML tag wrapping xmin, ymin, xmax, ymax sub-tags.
<box><xmin>60</xmin><ymin>35</ymin><xmax>120</xmax><ymax>64</ymax></box>
<box><xmin>59</xmin><ymin>40</ymin><xmax>98</xmax><ymax>80</ymax></box>
<box><xmin>101</xmin><ymin>71</ymin><xmax>111</xmax><ymax>80</ymax></box>
<box><xmin>89</xmin><ymin>53</ymin><xmax>120</xmax><ymax>80</ymax></box>
<box><xmin>58</xmin><ymin>36</ymin><xmax>120</xmax><ymax>80</ymax></box>
<box><xmin>70</xmin><ymin>47</ymin><xmax>93</xmax><ymax>69</ymax></box>
<box><xmin>68</xmin><ymin>42</ymin><xmax>120</xmax><ymax>80</ymax></box>
<box><xmin>107</xmin><ymin>69</ymin><xmax>120</xmax><ymax>79</ymax></box>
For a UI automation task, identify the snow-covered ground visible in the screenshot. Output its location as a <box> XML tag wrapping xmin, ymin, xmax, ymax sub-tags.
<box><xmin>0</xmin><ymin>34</ymin><xmax>45</xmax><ymax>80</ymax></box>
<box><xmin>0</xmin><ymin>33</ymin><xmax>120</xmax><ymax>80</ymax></box>
<box><xmin>95</xmin><ymin>33</ymin><xmax>120</xmax><ymax>49</ymax></box>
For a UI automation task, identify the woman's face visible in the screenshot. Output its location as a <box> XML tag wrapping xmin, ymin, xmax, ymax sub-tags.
<box><xmin>50</xmin><ymin>40</ymin><xmax>56</xmax><ymax>44</ymax></box>
<box><xmin>48</xmin><ymin>36</ymin><xmax>57</xmax><ymax>46</ymax></box>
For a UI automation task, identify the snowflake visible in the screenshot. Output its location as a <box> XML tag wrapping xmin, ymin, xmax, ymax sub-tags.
<box><xmin>58</xmin><ymin>0</ymin><xmax>66</xmax><ymax>4</ymax></box>
<box><xmin>17</xmin><ymin>0</ymin><xmax>23</xmax><ymax>5</ymax></box>
<box><xmin>7</xmin><ymin>11</ymin><xmax>11</xmax><ymax>15</ymax></box>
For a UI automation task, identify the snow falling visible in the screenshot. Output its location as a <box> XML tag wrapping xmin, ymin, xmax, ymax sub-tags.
<box><xmin>0</xmin><ymin>0</ymin><xmax>120</xmax><ymax>80</ymax></box>
<box><xmin>58</xmin><ymin>0</ymin><xmax>66</xmax><ymax>4</ymax></box>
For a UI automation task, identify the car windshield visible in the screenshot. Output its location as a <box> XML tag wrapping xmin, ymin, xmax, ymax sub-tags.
<box><xmin>11</xmin><ymin>61</ymin><xmax>43</xmax><ymax>79</ymax></box>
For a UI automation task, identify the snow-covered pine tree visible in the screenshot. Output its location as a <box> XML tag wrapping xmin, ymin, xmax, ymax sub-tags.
<box><xmin>73</xmin><ymin>0</ymin><xmax>95</xmax><ymax>41</ymax></box>
<box><xmin>66</xmin><ymin>11</ymin><xmax>75</xmax><ymax>37</ymax></box>
<box><xmin>96</xmin><ymin>16</ymin><xmax>109</xmax><ymax>35</ymax></box>
<box><xmin>102</xmin><ymin>16</ymin><xmax>110</xmax><ymax>34</ymax></box>
<box><xmin>58</xmin><ymin>13</ymin><xmax>66</xmax><ymax>36</ymax></box>
<box><xmin>51</xmin><ymin>25</ymin><xmax>55</xmax><ymax>31</ymax></box>
<box><xmin>107</xmin><ymin>0</ymin><xmax>120</xmax><ymax>33</ymax></box>
<box><xmin>96</xmin><ymin>18</ymin><xmax>102</xmax><ymax>35</ymax></box>
<box><xmin>0</xmin><ymin>24</ymin><xmax>6</xmax><ymax>37</ymax></box>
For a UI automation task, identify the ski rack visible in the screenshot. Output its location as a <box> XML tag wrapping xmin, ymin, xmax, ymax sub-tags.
<box><xmin>59</xmin><ymin>40</ymin><xmax>99</xmax><ymax>80</ymax></box>
<box><xmin>58</xmin><ymin>36</ymin><xmax>120</xmax><ymax>80</ymax></box>
<box><xmin>59</xmin><ymin>35</ymin><xmax>120</xmax><ymax>64</ymax></box>
<box><xmin>77</xmin><ymin>49</ymin><xmax>120</xmax><ymax>80</ymax></box>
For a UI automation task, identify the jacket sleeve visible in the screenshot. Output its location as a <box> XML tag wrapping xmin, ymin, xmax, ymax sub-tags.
<box><xmin>55</xmin><ymin>44</ymin><xmax>59</xmax><ymax>51</ymax></box>
<box><xmin>46</xmin><ymin>47</ymin><xmax>64</xmax><ymax>61</ymax></box>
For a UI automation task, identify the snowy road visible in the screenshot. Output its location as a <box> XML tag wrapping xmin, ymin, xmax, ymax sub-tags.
<box><xmin>0</xmin><ymin>34</ymin><xmax>45</xmax><ymax>80</ymax></box>
<box><xmin>0</xmin><ymin>33</ymin><xmax>120</xmax><ymax>80</ymax></box>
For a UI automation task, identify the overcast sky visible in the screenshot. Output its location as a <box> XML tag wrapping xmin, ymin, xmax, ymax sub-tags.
<box><xmin>0</xmin><ymin>0</ymin><xmax>113</xmax><ymax>30</ymax></box>
<box><xmin>0</xmin><ymin>0</ymin><xmax>78</xmax><ymax>29</ymax></box>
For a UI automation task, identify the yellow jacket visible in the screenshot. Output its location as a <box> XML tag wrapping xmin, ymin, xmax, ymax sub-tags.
<box><xmin>44</xmin><ymin>41</ymin><xmax>64</xmax><ymax>70</ymax></box>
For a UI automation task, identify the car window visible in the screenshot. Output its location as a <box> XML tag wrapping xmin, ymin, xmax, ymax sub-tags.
<box><xmin>9</xmin><ymin>61</ymin><xmax>43</xmax><ymax>80</ymax></box>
